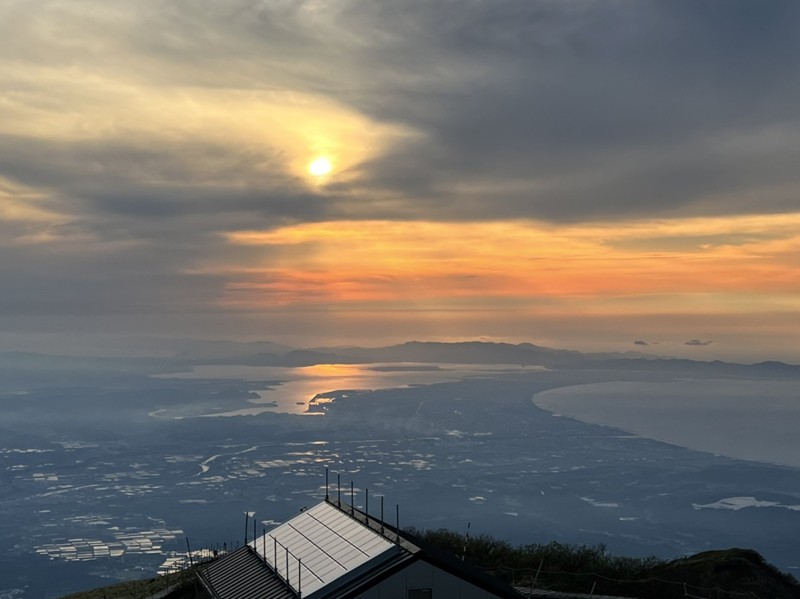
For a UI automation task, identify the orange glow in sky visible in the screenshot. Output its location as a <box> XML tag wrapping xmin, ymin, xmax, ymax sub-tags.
<box><xmin>221</xmin><ymin>215</ymin><xmax>800</xmax><ymax>307</ymax></box>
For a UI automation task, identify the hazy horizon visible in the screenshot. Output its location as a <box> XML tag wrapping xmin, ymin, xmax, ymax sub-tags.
<box><xmin>1</xmin><ymin>330</ymin><xmax>799</xmax><ymax>365</ymax></box>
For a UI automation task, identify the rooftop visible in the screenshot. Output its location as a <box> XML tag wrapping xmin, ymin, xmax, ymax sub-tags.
<box><xmin>249</xmin><ymin>500</ymin><xmax>402</xmax><ymax>597</ymax></box>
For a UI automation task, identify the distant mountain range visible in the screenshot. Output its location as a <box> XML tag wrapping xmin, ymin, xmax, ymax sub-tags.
<box><xmin>2</xmin><ymin>340</ymin><xmax>799</xmax><ymax>379</ymax></box>
<box><xmin>170</xmin><ymin>339</ymin><xmax>800</xmax><ymax>378</ymax></box>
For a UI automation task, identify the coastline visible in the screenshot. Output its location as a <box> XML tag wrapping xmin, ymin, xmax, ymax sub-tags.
<box><xmin>533</xmin><ymin>379</ymin><xmax>800</xmax><ymax>470</ymax></box>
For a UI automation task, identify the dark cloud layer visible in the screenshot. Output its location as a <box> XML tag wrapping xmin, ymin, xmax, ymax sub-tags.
<box><xmin>686</xmin><ymin>339</ymin><xmax>713</xmax><ymax>346</ymax></box>
<box><xmin>4</xmin><ymin>1</ymin><xmax>800</xmax><ymax>226</ymax></box>
<box><xmin>335</xmin><ymin>0</ymin><xmax>800</xmax><ymax>220</ymax></box>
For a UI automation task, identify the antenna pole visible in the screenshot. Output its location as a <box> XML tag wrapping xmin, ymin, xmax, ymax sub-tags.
<box><xmin>532</xmin><ymin>559</ymin><xmax>543</xmax><ymax>590</ymax></box>
<box><xmin>325</xmin><ymin>467</ymin><xmax>329</xmax><ymax>501</ymax></box>
<box><xmin>244</xmin><ymin>512</ymin><xmax>249</xmax><ymax>545</ymax></box>
<box><xmin>350</xmin><ymin>481</ymin><xmax>354</xmax><ymax>515</ymax></box>
<box><xmin>337</xmin><ymin>474</ymin><xmax>341</xmax><ymax>507</ymax></box>
<box><xmin>186</xmin><ymin>537</ymin><xmax>194</xmax><ymax>568</ymax></box>
<box><xmin>396</xmin><ymin>504</ymin><xmax>400</xmax><ymax>543</ymax></box>
<box><xmin>380</xmin><ymin>496</ymin><xmax>384</xmax><ymax>534</ymax></box>
<box><xmin>262</xmin><ymin>528</ymin><xmax>266</xmax><ymax>564</ymax></box>
<box><xmin>285</xmin><ymin>547</ymin><xmax>290</xmax><ymax>590</ymax></box>
<box><xmin>253</xmin><ymin>519</ymin><xmax>256</xmax><ymax>547</ymax></box>
<box><xmin>365</xmin><ymin>488</ymin><xmax>369</xmax><ymax>524</ymax></box>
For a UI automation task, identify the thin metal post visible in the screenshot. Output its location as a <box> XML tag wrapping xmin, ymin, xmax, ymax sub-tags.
<box><xmin>244</xmin><ymin>512</ymin><xmax>249</xmax><ymax>545</ymax></box>
<box><xmin>325</xmin><ymin>467</ymin><xmax>329</xmax><ymax>501</ymax></box>
<box><xmin>186</xmin><ymin>537</ymin><xmax>194</xmax><ymax>567</ymax></box>
<box><xmin>365</xmin><ymin>488</ymin><xmax>369</xmax><ymax>524</ymax></box>
<box><xmin>274</xmin><ymin>538</ymin><xmax>278</xmax><ymax>574</ymax></box>
<box><xmin>531</xmin><ymin>559</ymin><xmax>543</xmax><ymax>591</ymax></box>
<box><xmin>380</xmin><ymin>496</ymin><xmax>384</xmax><ymax>534</ymax></box>
<box><xmin>337</xmin><ymin>474</ymin><xmax>341</xmax><ymax>506</ymax></box>
<box><xmin>253</xmin><ymin>519</ymin><xmax>256</xmax><ymax>547</ymax></box>
<box><xmin>396</xmin><ymin>504</ymin><xmax>400</xmax><ymax>542</ymax></box>
<box><xmin>461</xmin><ymin>522</ymin><xmax>470</xmax><ymax>561</ymax></box>
<box><xmin>262</xmin><ymin>528</ymin><xmax>266</xmax><ymax>563</ymax></box>
<box><xmin>285</xmin><ymin>547</ymin><xmax>290</xmax><ymax>590</ymax></box>
<box><xmin>350</xmin><ymin>481</ymin><xmax>354</xmax><ymax>514</ymax></box>
<box><xmin>298</xmin><ymin>557</ymin><xmax>302</xmax><ymax>598</ymax></box>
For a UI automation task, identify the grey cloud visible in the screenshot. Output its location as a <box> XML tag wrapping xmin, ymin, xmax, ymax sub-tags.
<box><xmin>0</xmin><ymin>228</ymin><xmax>229</xmax><ymax>321</ymax></box>
<box><xmin>0</xmin><ymin>131</ymin><xmax>328</xmax><ymax>321</ymax></box>
<box><xmin>0</xmin><ymin>271</ymin><xmax>222</xmax><ymax>317</ymax></box>
<box><xmin>0</xmin><ymin>134</ymin><xmax>333</xmax><ymax>236</ymax></box>
<box><xmin>685</xmin><ymin>339</ymin><xmax>713</xmax><ymax>346</ymax></box>
<box><xmin>7</xmin><ymin>1</ymin><xmax>800</xmax><ymax>222</ymax></box>
<box><xmin>326</xmin><ymin>0</ymin><xmax>800</xmax><ymax>221</ymax></box>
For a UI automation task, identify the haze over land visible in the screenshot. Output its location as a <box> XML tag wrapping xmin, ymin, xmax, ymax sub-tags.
<box><xmin>2</xmin><ymin>340</ymin><xmax>800</xmax><ymax>598</ymax></box>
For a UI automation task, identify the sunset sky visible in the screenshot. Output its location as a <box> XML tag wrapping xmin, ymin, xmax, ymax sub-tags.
<box><xmin>2</xmin><ymin>1</ymin><xmax>799</xmax><ymax>362</ymax></box>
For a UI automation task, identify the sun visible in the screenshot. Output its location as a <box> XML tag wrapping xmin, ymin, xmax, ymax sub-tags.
<box><xmin>308</xmin><ymin>156</ymin><xmax>333</xmax><ymax>177</ymax></box>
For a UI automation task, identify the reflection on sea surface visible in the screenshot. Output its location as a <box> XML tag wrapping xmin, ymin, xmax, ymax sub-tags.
<box><xmin>158</xmin><ymin>363</ymin><xmax>529</xmax><ymax>416</ymax></box>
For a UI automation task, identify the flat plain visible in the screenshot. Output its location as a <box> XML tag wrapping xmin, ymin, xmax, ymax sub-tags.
<box><xmin>2</xmin><ymin>350</ymin><xmax>799</xmax><ymax>598</ymax></box>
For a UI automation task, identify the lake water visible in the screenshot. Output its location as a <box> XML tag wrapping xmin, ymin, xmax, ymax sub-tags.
<box><xmin>158</xmin><ymin>363</ymin><xmax>529</xmax><ymax>416</ymax></box>
<box><xmin>533</xmin><ymin>379</ymin><xmax>800</xmax><ymax>469</ymax></box>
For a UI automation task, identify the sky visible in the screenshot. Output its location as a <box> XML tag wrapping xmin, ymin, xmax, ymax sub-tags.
<box><xmin>1</xmin><ymin>0</ymin><xmax>799</xmax><ymax>362</ymax></box>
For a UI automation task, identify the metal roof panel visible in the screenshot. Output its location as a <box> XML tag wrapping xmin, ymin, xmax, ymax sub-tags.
<box><xmin>251</xmin><ymin>501</ymin><xmax>396</xmax><ymax>596</ymax></box>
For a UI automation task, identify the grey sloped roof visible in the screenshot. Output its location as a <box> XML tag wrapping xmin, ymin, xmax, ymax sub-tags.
<box><xmin>250</xmin><ymin>501</ymin><xmax>399</xmax><ymax>597</ymax></box>
<box><xmin>199</xmin><ymin>545</ymin><xmax>296</xmax><ymax>599</ymax></box>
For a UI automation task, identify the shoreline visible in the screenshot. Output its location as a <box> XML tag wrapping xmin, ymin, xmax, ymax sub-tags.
<box><xmin>533</xmin><ymin>379</ymin><xmax>800</xmax><ymax>470</ymax></box>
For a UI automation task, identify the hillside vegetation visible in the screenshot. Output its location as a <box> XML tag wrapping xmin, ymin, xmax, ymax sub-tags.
<box><xmin>61</xmin><ymin>531</ymin><xmax>800</xmax><ymax>599</ymax></box>
<box><xmin>59</xmin><ymin>565</ymin><xmax>202</xmax><ymax>599</ymax></box>
<box><xmin>412</xmin><ymin>528</ymin><xmax>800</xmax><ymax>599</ymax></box>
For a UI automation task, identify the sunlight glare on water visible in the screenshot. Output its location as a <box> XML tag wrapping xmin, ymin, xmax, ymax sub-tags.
<box><xmin>157</xmin><ymin>362</ymin><xmax>527</xmax><ymax>416</ymax></box>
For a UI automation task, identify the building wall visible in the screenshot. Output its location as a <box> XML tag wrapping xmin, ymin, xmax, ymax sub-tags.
<box><xmin>353</xmin><ymin>558</ymin><xmax>506</xmax><ymax>599</ymax></box>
